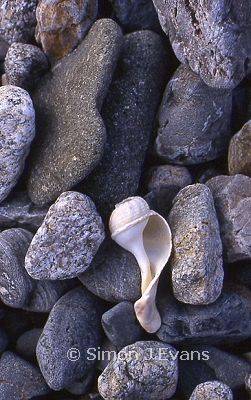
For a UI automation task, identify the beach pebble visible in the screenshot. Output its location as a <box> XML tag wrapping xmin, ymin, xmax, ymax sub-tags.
<box><xmin>4</xmin><ymin>43</ymin><xmax>49</xmax><ymax>90</ymax></box>
<box><xmin>228</xmin><ymin>120</ymin><xmax>251</xmax><ymax>176</ymax></box>
<box><xmin>36</xmin><ymin>0</ymin><xmax>98</xmax><ymax>61</ymax></box>
<box><xmin>152</xmin><ymin>0</ymin><xmax>250</xmax><ymax>89</ymax></box>
<box><xmin>144</xmin><ymin>188</ymin><xmax>175</xmax><ymax>219</ymax></box>
<box><xmin>0</xmin><ymin>329</ymin><xmax>8</xmax><ymax>353</ymax></box>
<box><xmin>0</xmin><ymin>86</ymin><xmax>35</xmax><ymax>203</ymax></box>
<box><xmin>97</xmin><ymin>339</ymin><xmax>118</xmax><ymax>371</ymax></box>
<box><xmin>169</xmin><ymin>184</ymin><xmax>224</xmax><ymax>305</ymax></box>
<box><xmin>98</xmin><ymin>341</ymin><xmax>178</xmax><ymax>400</ymax></box>
<box><xmin>36</xmin><ymin>287</ymin><xmax>103</xmax><ymax>390</ymax></box>
<box><xmin>206</xmin><ymin>175</ymin><xmax>251</xmax><ymax>263</ymax></box>
<box><xmin>25</xmin><ymin>192</ymin><xmax>105</xmax><ymax>280</ymax></box>
<box><xmin>66</xmin><ymin>370</ymin><xmax>95</xmax><ymax>396</ymax></box>
<box><xmin>189</xmin><ymin>381</ymin><xmax>233</xmax><ymax>400</ymax></box>
<box><xmin>156</xmin><ymin>65</ymin><xmax>232</xmax><ymax>165</ymax></box>
<box><xmin>102</xmin><ymin>302</ymin><xmax>143</xmax><ymax>349</ymax></box>
<box><xmin>27</xmin><ymin>19</ymin><xmax>123</xmax><ymax>206</ymax></box>
<box><xmin>16</xmin><ymin>328</ymin><xmax>42</xmax><ymax>361</ymax></box>
<box><xmin>147</xmin><ymin>164</ymin><xmax>192</xmax><ymax>192</ymax></box>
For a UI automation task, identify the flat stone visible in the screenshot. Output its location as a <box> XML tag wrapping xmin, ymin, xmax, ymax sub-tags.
<box><xmin>25</xmin><ymin>192</ymin><xmax>105</xmax><ymax>280</ymax></box>
<box><xmin>152</xmin><ymin>0</ymin><xmax>251</xmax><ymax>89</ymax></box>
<box><xmin>206</xmin><ymin>175</ymin><xmax>251</xmax><ymax>263</ymax></box>
<box><xmin>228</xmin><ymin>120</ymin><xmax>251</xmax><ymax>176</ymax></box>
<box><xmin>27</xmin><ymin>19</ymin><xmax>123</xmax><ymax>206</ymax></box>
<box><xmin>0</xmin><ymin>85</ymin><xmax>35</xmax><ymax>203</ymax></box>
<box><xmin>155</xmin><ymin>65</ymin><xmax>232</xmax><ymax>165</ymax></box>
<box><xmin>168</xmin><ymin>184</ymin><xmax>224</xmax><ymax>304</ymax></box>
<box><xmin>36</xmin><ymin>287</ymin><xmax>103</xmax><ymax>390</ymax></box>
<box><xmin>189</xmin><ymin>381</ymin><xmax>233</xmax><ymax>400</ymax></box>
<box><xmin>82</xmin><ymin>29</ymin><xmax>168</xmax><ymax>217</ymax></box>
<box><xmin>16</xmin><ymin>328</ymin><xmax>42</xmax><ymax>361</ymax></box>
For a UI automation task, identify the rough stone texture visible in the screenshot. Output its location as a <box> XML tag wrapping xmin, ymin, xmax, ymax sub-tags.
<box><xmin>147</xmin><ymin>164</ymin><xmax>192</xmax><ymax>192</ymax></box>
<box><xmin>168</xmin><ymin>184</ymin><xmax>224</xmax><ymax>304</ymax></box>
<box><xmin>98</xmin><ymin>341</ymin><xmax>178</xmax><ymax>400</ymax></box>
<box><xmin>36</xmin><ymin>0</ymin><xmax>98</xmax><ymax>61</ymax></box>
<box><xmin>36</xmin><ymin>287</ymin><xmax>103</xmax><ymax>390</ymax></box>
<box><xmin>82</xmin><ymin>30</ymin><xmax>168</xmax><ymax>217</ymax></box>
<box><xmin>198</xmin><ymin>167</ymin><xmax>223</xmax><ymax>184</ymax></box>
<box><xmin>102</xmin><ymin>302</ymin><xmax>144</xmax><ymax>349</ymax></box>
<box><xmin>0</xmin><ymin>192</ymin><xmax>47</xmax><ymax>231</ymax></box>
<box><xmin>155</xmin><ymin>65</ymin><xmax>232</xmax><ymax>165</ymax></box>
<box><xmin>4</xmin><ymin>43</ymin><xmax>49</xmax><ymax>90</ymax></box>
<box><xmin>206</xmin><ymin>175</ymin><xmax>251</xmax><ymax>263</ymax></box>
<box><xmin>156</xmin><ymin>284</ymin><xmax>251</xmax><ymax>344</ymax></box>
<box><xmin>79</xmin><ymin>238</ymin><xmax>141</xmax><ymax>303</ymax></box>
<box><xmin>16</xmin><ymin>328</ymin><xmax>42</xmax><ymax>361</ymax></box>
<box><xmin>152</xmin><ymin>0</ymin><xmax>251</xmax><ymax>89</ymax></box>
<box><xmin>0</xmin><ymin>351</ymin><xmax>50</xmax><ymax>399</ymax></box>
<box><xmin>189</xmin><ymin>381</ymin><xmax>233</xmax><ymax>400</ymax></box>
<box><xmin>25</xmin><ymin>191</ymin><xmax>105</xmax><ymax>280</ymax></box>
<box><xmin>228</xmin><ymin>120</ymin><xmax>251</xmax><ymax>176</ymax></box>
<box><xmin>27</xmin><ymin>19</ymin><xmax>123</xmax><ymax>206</ymax></box>
<box><xmin>0</xmin><ymin>0</ymin><xmax>37</xmax><ymax>45</ymax></box>
<box><xmin>0</xmin><ymin>85</ymin><xmax>35</xmax><ymax>203</ymax></box>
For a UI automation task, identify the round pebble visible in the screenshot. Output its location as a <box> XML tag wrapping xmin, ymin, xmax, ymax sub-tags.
<box><xmin>189</xmin><ymin>381</ymin><xmax>233</xmax><ymax>400</ymax></box>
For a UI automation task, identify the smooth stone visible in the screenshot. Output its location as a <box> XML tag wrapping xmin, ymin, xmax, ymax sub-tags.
<box><xmin>79</xmin><ymin>238</ymin><xmax>141</xmax><ymax>303</ymax></box>
<box><xmin>98</xmin><ymin>341</ymin><xmax>178</xmax><ymax>400</ymax></box>
<box><xmin>152</xmin><ymin>0</ymin><xmax>251</xmax><ymax>89</ymax></box>
<box><xmin>147</xmin><ymin>164</ymin><xmax>192</xmax><ymax>192</ymax></box>
<box><xmin>155</xmin><ymin>65</ymin><xmax>232</xmax><ymax>165</ymax></box>
<box><xmin>16</xmin><ymin>328</ymin><xmax>42</xmax><ymax>361</ymax></box>
<box><xmin>36</xmin><ymin>287</ymin><xmax>103</xmax><ymax>390</ymax></box>
<box><xmin>25</xmin><ymin>192</ymin><xmax>105</xmax><ymax>280</ymax></box>
<box><xmin>82</xmin><ymin>30</ymin><xmax>168</xmax><ymax>217</ymax></box>
<box><xmin>228</xmin><ymin>120</ymin><xmax>251</xmax><ymax>176</ymax></box>
<box><xmin>66</xmin><ymin>370</ymin><xmax>95</xmax><ymax>396</ymax></box>
<box><xmin>189</xmin><ymin>381</ymin><xmax>233</xmax><ymax>400</ymax></box>
<box><xmin>206</xmin><ymin>175</ymin><xmax>251</xmax><ymax>263</ymax></box>
<box><xmin>0</xmin><ymin>85</ymin><xmax>35</xmax><ymax>203</ymax></box>
<box><xmin>27</xmin><ymin>19</ymin><xmax>123</xmax><ymax>206</ymax></box>
<box><xmin>169</xmin><ymin>184</ymin><xmax>224</xmax><ymax>305</ymax></box>
<box><xmin>102</xmin><ymin>302</ymin><xmax>144</xmax><ymax>349</ymax></box>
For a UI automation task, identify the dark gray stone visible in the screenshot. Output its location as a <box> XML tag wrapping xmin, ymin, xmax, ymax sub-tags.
<box><xmin>206</xmin><ymin>175</ymin><xmax>251</xmax><ymax>263</ymax></box>
<box><xmin>147</xmin><ymin>164</ymin><xmax>192</xmax><ymax>192</ymax></box>
<box><xmin>16</xmin><ymin>328</ymin><xmax>42</xmax><ymax>361</ymax></box>
<box><xmin>153</xmin><ymin>0</ymin><xmax>251</xmax><ymax>89</ymax></box>
<box><xmin>155</xmin><ymin>65</ymin><xmax>232</xmax><ymax>165</ymax></box>
<box><xmin>97</xmin><ymin>339</ymin><xmax>118</xmax><ymax>372</ymax></box>
<box><xmin>144</xmin><ymin>188</ymin><xmax>175</xmax><ymax>220</ymax></box>
<box><xmin>0</xmin><ymin>329</ymin><xmax>8</xmax><ymax>353</ymax></box>
<box><xmin>27</xmin><ymin>19</ymin><xmax>123</xmax><ymax>206</ymax></box>
<box><xmin>189</xmin><ymin>381</ymin><xmax>233</xmax><ymax>400</ymax></box>
<box><xmin>66</xmin><ymin>369</ymin><xmax>95</xmax><ymax>396</ymax></box>
<box><xmin>228</xmin><ymin>120</ymin><xmax>251</xmax><ymax>177</ymax></box>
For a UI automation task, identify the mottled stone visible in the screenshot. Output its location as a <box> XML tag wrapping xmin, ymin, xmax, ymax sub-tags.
<box><xmin>228</xmin><ymin>120</ymin><xmax>251</xmax><ymax>176</ymax></box>
<box><xmin>4</xmin><ymin>43</ymin><xmax>49</xmax><ymax>90</ymax></box>
<box><xmin>98</xmin><ymin>341</ymin><xmax>178</xmax><ymax>400</ymax></box>
<box><xmin>36</xmin><ymin>0</ymin><xmax>98</xmax><ymax>61</ymax></box>
<box><xmin>16</xmin><ymin>328</ymin><xmax>42</xmax><ymax>361</ymax></box>
<box><xmin>169</xmin><ymin>184</ymin><xmax>224</xmax><ymax>304</ymax></box>
<box><xmin>147</xmin><ymin>164</ymin><xmax>192</xmax><ymax>192</ymax></box>
<box><xmin>156</xmin><ymin>65</ymin><xmax>232</xmax><ymax>165</ymax></box>
<box><xmin>189</xmin><ymin>381</ymin><xmax>233</xmax><ymax>400</ymax></box>
<box><xmin>153</xmin><ymin>0</ymin><xmax>251</xmax><ymax>89</ymax></box>
<box><xmin>82</xmin><ymin>30</ymin><xmax>168</xmax><ymax>217</ymax></box>
<box><xmin>25</xmin><ymin>192</ymin><xmax>105</xmax><ymax>280</ymax></box>
<box><xmin>79</xmin><ymin>239</ymin><xmax>141</xmax><ymax>303</ymax></box>
<box><xmin>37</xmin><ymin>287</ymin><xmax>103</xmax><ymax>390</ymax></box>
<box><xmin>0</xmin><ymin>86</ymin><xmax>35</xmax><ymax>203</ymax></box>
<box><xmin>27</xmin><ymin>19</ymin><xmax>123</xmax><ymax>206</ymax></box>
<box><xmin>206</xmin><ymin>175</ymin><xmax>251</xmax><ymax>263</ymax></box>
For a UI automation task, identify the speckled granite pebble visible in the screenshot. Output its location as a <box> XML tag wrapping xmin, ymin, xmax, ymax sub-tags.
<box><xmin>228</xmin><ymin>120</ymin><xmax>251</xmax><ymax>176</ymax></box>
<box><xmin>25</xmin><ymin>191</ymin><xmax>105</xmax><ymax>280</ymax></box>
<box><xmin>189</xmin><ymin>381</ymin><xmax>233</xmax><ymax>400</ymax></box>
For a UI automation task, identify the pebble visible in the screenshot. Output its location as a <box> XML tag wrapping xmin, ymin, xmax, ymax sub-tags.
<box><xmin>206</xmin><ymin>175</ymin><xmax>251</xmax><ymax>263</ymax></box>
<box><xmin>155</xmin><ymin>65</ymin><xmax>232</xmax><ymax>165</ymax></box>
<box><xmin>98</xmin><ymin>341</ymin><xmax>178</xmax><ymax>400</ymax></box>
<box><xmin>101</xmin><ymin>302</ymin><xmax>144</xmax><ymax>349</ymax></box>
<box><xmin>152</xmin><ymin>0</ymin><xmax>250</xmax><ymax>89</ymax></box>
<box><xmin>36</xmin><ymin>0</ymin><xmax>98</xmax><ymax>61</ymax></box>
<box><xmin>245</xmin><ymin>374</ymin><xmax>251</xmax><ymax>394</ymax></box>
<box><xmin>0</xmin><ymin>0</ymin><xmax>37</xmax><ymax>45</ymax></box>
<box><xmin>15</xmin><ymin>328</ymin><xmax>42</xmax><ymax>361</ymax></box>
<box><xmin>189</xmin><ymin>381</ymin><xmax>233</xmax><ymax>400</ymax></box>
<box><xmin>147</xmin><ymin>164</ymin><xmax>192</xmax><ymax>192</ymax></box>
<box><xmin>36</xmin><ymin>287</ymin><xmax>103</xmax><ymax>390</ymax></box>
<box><xmin>66</xmin><ymin>370</ymin><xmax>95</xmax><ymax>396</ymax></box>
<box><xmin>79</xmin><ymin>238</ymin><xmax>141</xmax><ymax>303</ymax></box>
<box><xmin>0</xmin><ymin>328</ymin><xmax>8</xmax><ymax>353</ymax></box>
<box><xmin>97</xmin><ymin>339</ymin><xmax>118</xmax><ymax>371</ymax></box>
<box><xmin>82</xmin><ymin>30</ymin><xmax>168</xmax><ymax>217</ymax></box>
<box><xmin>144</xmin><ymin>188</ymin><xmax>175</xmax><ymax>219</ymax></box>
<box><xmin>168</xmin><ymin>184</ymin><xmax>224</xmax><ymax>305</ymax></box>
<box><xmin>0</xmin><ymin>351</ymin><xmax>50</xmax><ymax>399</ymax></box>
<box><xmin>25</xmin><ymin>192</ymin><xmax>105</xmax><ymax>280</ymax></box>
<box><xmin>228</xmin><ymin>120</ymin><xmax>251</xmax><ymax>176</ymax></box>
<box><xmin>27</xmin><ymin>19</ymin><xmax>123</xmax><ymax>206</ymax></box>
<box><xmin>4</xmin><ymin>43</ymin><xmax>49</xmax><ymax>90</ymax></box>
<box><xmin>0</xmin><ymin>85</ymin><xmax>35</xmax><ymax>203</ymax></box>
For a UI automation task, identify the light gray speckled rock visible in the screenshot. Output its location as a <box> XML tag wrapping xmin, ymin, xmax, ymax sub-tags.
<box><xmin>98</xmin><ymin>341</ymin><xmax>178</xmax><ymax>400</ymax></box>
<box><xmin>0</xmin><ymin>86</ymin><xmax>35</xmax><ymax>203</ymax></box>
<box><xmin>206</xmin><ymin>175</ymin><xmax>251</xmax><ymax>263</ymax></box>
<box><xmin>189</xmin><ymin>381</ymin><xmax>233</xmax><ymax>400</ymax></box>
<box><xmin>25</xmin><ymin>191</ymin><xmax>105</xmax><ymax>280</ymax></box>
<box><xmin>27</xmin><ymin>19</ymin><xmax>123</xmax><ymax>206</ymax></box>
<box><xmin>168</xmin><ymin>184</ymin><xmax>224</xmax><ymax>304</ymax></box>
<box><xmin>156</xmin><ymin>65</ymin><xmax>232</xmax><ymax>164</ymax></box>
<box><xmin>228</xmin><ymin>120</ymin><xmax>251</xmax><ymax>177</ymax></box>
